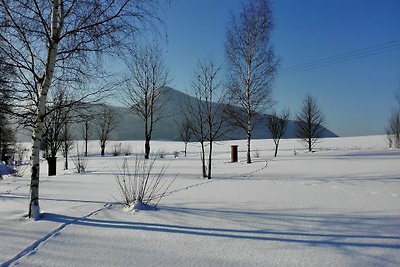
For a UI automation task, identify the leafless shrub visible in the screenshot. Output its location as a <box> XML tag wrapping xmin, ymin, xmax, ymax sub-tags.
<box><xmin>14</xmin><ymin>162</ymin><xmax>29</xmax><ymax>177</ymax></box>
<box><xmin>72</xmin><ymin>147</ymin><xmax>88</xmax><ymax>173</ymax></box>
<box><xmin>114</xmin><ymin>157</ymin><xmax>175</xmax><ymax>210</ymax></box>
<box><xmin>386</xmin><ymin>111</ymin><xmax>400</xmax><ymax>149</ymax></box>
<box><xmin>112</xmin><ymin>142</ymin><xmax>122</xmax><ymax>156</ymax></box>
<box><xmin>158</xmin><ymin>149</ymin><xmax>166</xmax><ymax>159</ymax></box>
<box><xmin>253</xmin><ymin>149</ymin><xmax>260</xmax><ymax>159</ymax></box>
<box><xmin>122</xmin><ymin>145</ymin><xmax>132</xmax><ymax>156</ymax></box>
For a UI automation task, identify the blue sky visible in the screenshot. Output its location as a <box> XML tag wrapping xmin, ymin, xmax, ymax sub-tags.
<box><xmin>163</xmin><ymin>0</ymin><xmax>400</xmax><ymax>137</ymax></box>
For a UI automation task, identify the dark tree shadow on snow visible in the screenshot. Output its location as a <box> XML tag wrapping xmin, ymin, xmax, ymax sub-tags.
<box><xmin>41</xmin><ymin>205</ymin><xmax>400</xmax><ymax>250</ymax></box>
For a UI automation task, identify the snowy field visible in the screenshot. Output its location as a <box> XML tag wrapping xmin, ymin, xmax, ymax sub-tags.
<box><xmin>1</xmin><ymin>135</ymin><xmax>399</xmax><ymax>266</ymax></box>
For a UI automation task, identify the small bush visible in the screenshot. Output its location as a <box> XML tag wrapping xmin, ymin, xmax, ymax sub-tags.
<box><xmin>253</xmin><ymin>149</ymin><xmax>260</xmax><ymax>159</ymax></box>
<box><xmin>158</xmin><ymin>149</ymin><xmax>166</xmax><ymax>159</ymax></box>
<box><xmin>114</xmin><ymin>157</ymin><xmax>175</xmax><ymax>210</ymax></box>
<box><xmin>72</xmin><ymin>147</ymin><xmax>88</xmax><ymax>173</ymax></box>
<box><xmin>14</xmin><ymin>144</ymin><xmax>28</xmax><ymax>163</ymax></box>
<box><xmin>122</xmin><ymin>145</ymin><xmax>132</xmax><ymax>156</ymax></box>
<box><xmin>112</xmin><ymin>143</ymin><xmax>122</xmax><ymax>156</ymax></box>
<box><xmin>14</xmin><ymin>162</ymin><xmax>29</xmax><ymax>177</ymax></box>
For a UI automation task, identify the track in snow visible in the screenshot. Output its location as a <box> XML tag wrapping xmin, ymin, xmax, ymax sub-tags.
<box><xmin>1</xmin><ymin>203</ymin><xmax>112</xmax><ymax>267</ymax></box>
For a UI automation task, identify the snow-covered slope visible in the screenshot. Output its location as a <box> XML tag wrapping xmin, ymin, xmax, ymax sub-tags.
<box><xmin>1</xmin><ymin>135</ymin><xmax>399</xmax><ymax>266</ymax></box>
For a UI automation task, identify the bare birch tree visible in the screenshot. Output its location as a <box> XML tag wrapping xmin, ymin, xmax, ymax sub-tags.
<box><xmin>296</xmin><ymin>94</ymin><xmax>326</xmax><ymax>152</ymax></box>
<box><xmin>266</xmin><ymin>110</ymin><xmax>289</xmax><ymax>157</ymax></box>
<box><xmin>95</xmin><ymin>105</ymin><xmax>118</xmax><ymax>157</ymax></box>
<box><xmin>122</xmin><ymin>44</ymin><xmax>169</xmax><ymax>159</ymax></box>
<box><xmin>225</xmin><ymin>0</ymin><xmax>278</xmax><ymax>164</ymax></box>
<box><xmin>182</xmin><ymin>57</ymin><xmax>225</xmax><ymax>179</ymax></box>
<box><xmin>178</xmin><ymin>118</ymin><xmax>193</xmax><ymax>157</ymax></box>
<box><xmin>0</xmin><ymin>0</ymin><xmax>164</xmax><ymax>219</ymax></box>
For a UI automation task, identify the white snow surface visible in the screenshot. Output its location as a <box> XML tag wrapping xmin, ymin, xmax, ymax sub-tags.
<box><xmin>1</xmin><ymin>136</ymin><xmax>399</xmax><ymax>266</ymax></box>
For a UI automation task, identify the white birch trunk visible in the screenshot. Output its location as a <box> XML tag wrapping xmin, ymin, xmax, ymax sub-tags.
<box><xmin>29</xmin><ymin>0</ymin><xmax>63</xmax><ymax>219</ymax></box>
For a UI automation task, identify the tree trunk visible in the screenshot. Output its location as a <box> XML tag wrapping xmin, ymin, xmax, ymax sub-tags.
<box><xmin>207</xmin><ymin>141</ymin><xmax>212</xmax><ymax>179</ymax></box>
<box><xmin>84</xmin><ymin>120</ymin><xmax>88</xmax><ymax>157</ymax></box>
<box><xmin>64</xmin><ymin>152</ymin><xmax>68</xmax><ymax>170</ymax></box>
<box><xmin>29</xmin><ymin>120</ymin><xmax>43</xmax><ymax>220</ymax></box>
<box><xmin>101</xmin><ymin>145</ymin><xmax>105</xmax><ymax>156</ymax></box>
<box><xmin>246</xmin><ymin>101</ymin><xmax>252</xmax><ymax>164</ymax></box>
<box><xmin>47</xmin><ymin>157</ymin><xmax>57</xmax><ymax>176</ymax></box>
<box><xmin>274</xmin><ymin>144</ymin><xmax>278</xmax><ymax>157</ymax></box>
<box><xmin>200</xmin><ymin>141</ymin><xmax>207</xmax><ymax>178</ymax></box>
<box><xmin>308</xmin><ymin>137</ymin><xmax>312</xmax><ymax>152</ymax></box>
<box><xmin>246</xmin><ymin>130</ymin><xmax>252</xmax><ymax>164</ymax></box>
<box><xmin>85</xmin><ymin>139</ymin><xmax>88</xmax><ymax>157</ymax></box>
<box><xmin>184</xmin><ymin>142</ymin><xmax>187</xmax><ymax>157</ymax></box>
<box><xmin>144</xmin><ymin>136</ymin><xmax>150</xmax><ymax>159</ymax></box>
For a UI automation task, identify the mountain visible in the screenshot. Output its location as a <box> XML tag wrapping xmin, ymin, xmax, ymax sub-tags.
<box><xmin>16</xmin><ymin>86</ymin><xmax>337</xmax><ymax>142</ymax></box>
<box><xmin>104</xmin><ymin>86</ymin><xmax>337</xmax><ymax>141</ymax></box>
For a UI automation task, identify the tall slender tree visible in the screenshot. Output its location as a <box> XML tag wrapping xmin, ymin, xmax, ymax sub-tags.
<box><xmin>266</xmin><ymin>110</ymin><xmax>290</xmax><ymax>157</ymax></box>
<box><xmin>225</xmin><ymin>0</ymin><xmax>278</xmax><ymax>164</ymax></box>
<box><xmin>0</xmin><ymin>0</ymin><xmax>165</xmax><ymax>219</ymax></box>
<box><xmin>122</xmin><ymin>44</ymin><xmax>169</xmax><ymax>159</ymax></box>
<box><xmin>182</xmin><ymin>57</ymin><xmax>225</xmax><ymax>179</ymax></box>
<box><xmin>80</xmin><ymin>113</ymin><xmax>93</xmax><ymax>157</ymax></box>
<box><xmin>96</xmin><ymin>105</ymin><xmax>118</xmax><ymax>157</ymax></box>
<box><xmin>178</xmin><ymin>118</ymin><xmax>193</xmax><ymax>157</ymax></box>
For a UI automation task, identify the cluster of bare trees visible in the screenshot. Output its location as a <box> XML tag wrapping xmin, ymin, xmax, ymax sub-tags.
<box><xmin>224</xmin><ymin>0</ymin><xmax>329</xmax><ymax>157</ymax></box>
<box><xmin>265</xmin><ymin>94</ymin><xmax>326</xmax><ymax>156</ymax></box>
<box><xmin>0</xmin><ymin>0</ymin><xmax>165</xmax><ymax>219</ymax></box>
<box><xmin>0</xmin><ymin>52</ymin><xmax>15</xmax><ymax>160</ymax></box>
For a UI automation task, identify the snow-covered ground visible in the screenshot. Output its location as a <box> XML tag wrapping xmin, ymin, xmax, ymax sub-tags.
<box><xmin>1</xmin><ymin>136</ymin><xmax>399</xmax><ymax>266</ymax></box>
